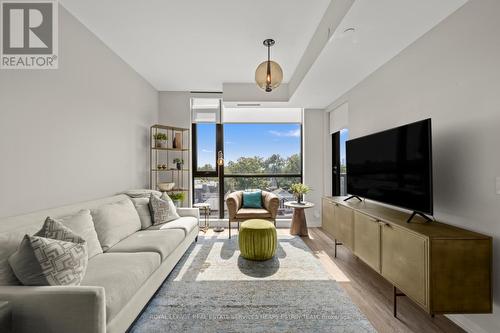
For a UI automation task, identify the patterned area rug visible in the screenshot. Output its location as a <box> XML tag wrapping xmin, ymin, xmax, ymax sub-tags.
<box><xmin>129</xmin><ymin>233</ymin><xmax>376</xmax><ymax>333</ymax></box>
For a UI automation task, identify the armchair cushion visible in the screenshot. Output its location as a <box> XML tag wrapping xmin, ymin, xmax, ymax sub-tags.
<box><xmin>235</xmin><ymin>208</ymin><xmax>272</xmax><ymax>220</ymax></box>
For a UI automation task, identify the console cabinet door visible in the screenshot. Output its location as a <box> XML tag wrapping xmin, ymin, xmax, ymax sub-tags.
<box><xmin>353</xmin><ymin>212</ymin><xmax>381</xmax><ymax>272</ymax></box>
<box><xmin>334</xmin><ymin>204</ymin><xmax>354</xmax><ymax>250</ymax></box>
<box><xmin>321</xmin><ymin>198</ymin><xmax>336</xmax><ymax>237</ymax></box>
<box><xmin>381</xmin><ymin>223</ymin><xmax>428</xmax><ymax>307</ymax></box>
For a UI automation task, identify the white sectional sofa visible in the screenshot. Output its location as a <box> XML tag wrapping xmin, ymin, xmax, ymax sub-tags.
<box><xmin>0</xmin><ymin>193</ymin><xmax>199</xmax><ymax>333</ymax></box>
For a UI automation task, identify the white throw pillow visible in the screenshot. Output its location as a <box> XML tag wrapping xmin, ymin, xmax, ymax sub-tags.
<box><xmin>91</xmin><ymin>199</ymin><xmax>141</xmax><ymax>251</ymax></box>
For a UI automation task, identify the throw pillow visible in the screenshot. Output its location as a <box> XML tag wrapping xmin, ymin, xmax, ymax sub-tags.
<box><xmin>91</xmin><ymin>199</ymin><xmax>141</xmax><ymax>251</ymax></box>
<box><xmin>42</xmin><ymin>210</ymin><xmax>102</xmax><ymax>259</ymax></box>
<box><xmin>8</xmin><ymin>219</ymin><xmax>88</xmax><ymax>286</ymax></box>
<box><xmin>149</xmin><ymin>194</ymin><xmax>179</xmax><ymax>225</ymax></box>
<box><xmin>243</xmin><ymin>190</ymin><xmax>263</xmax><ymax>208</ymax></box>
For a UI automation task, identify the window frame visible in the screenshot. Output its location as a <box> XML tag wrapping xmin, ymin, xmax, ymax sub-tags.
<box><xmin>192</xmin><ymin>122</ymin><xmax>303</xmax><ymax>219</ymax></box>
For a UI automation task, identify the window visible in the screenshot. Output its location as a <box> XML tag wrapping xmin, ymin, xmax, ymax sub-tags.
<box><xmin>193</xmin><ymin>177</ymin><xmax>220</xmax><ymax>218</ymax></box>
<box><xmin>222</xmin><ymin>123</ymin><xmax>302</xmax><ymax>218</ymax></box>
<box><xmin>195</xmin><ymin>123</ymin><xmax>216</xmax><ymax>172</ymax></box>
<box><xmin>192</xmin><ymin>120</ymin><xmax>303</xmax><ymax>219</ymax></box>
<box><xmin>332</xmin><ymin>128</ymin><xmax>348</xmax><ymax>196</ymax></box>
<box><xmin>224</xmin><ymin>124</ymin><xmax>301</xmax><ymax>175</ymax></box>
<box><xmin>339</xmin><ymin>128</ymin><xmax>348</xmax><ymax>196</ymax></box>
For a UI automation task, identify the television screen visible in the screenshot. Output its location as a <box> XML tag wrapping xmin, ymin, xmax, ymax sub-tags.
<box><xmin>346</xmin><ymin>119</ymin><xmax>433</xmax><ymax>214</ymax></box>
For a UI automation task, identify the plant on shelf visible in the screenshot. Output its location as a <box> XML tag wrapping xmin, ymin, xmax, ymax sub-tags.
<box><xmin>290</xmin><ymin>183</ymin><xmax>311</xmax><ymax>204</ymax></box>
<box><xmin>169</xmin><ymin>192</ymin><xmax>185</xmax><ymax>207</ymax></box>
<box><xmin>153</xmin><ymin>133</ymin><xmax>168</xmax><ymax>148</ymax></box>
<box><xmin>173</xmin><ymin>158</ymin><xmax>184</xmax><ymax>170</ymax></box>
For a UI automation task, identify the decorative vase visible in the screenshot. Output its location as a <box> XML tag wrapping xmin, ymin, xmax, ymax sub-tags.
<box><xmin>172</xmin><ymin>133</ymin><xmax>182</xmax><ymax>149</ymax></box>
<box><xmin>173</xmin><ymin>200</ymin><xmax>181</xmax><ymax>208</ymax></box>
<box><xmin>296</xmin><ymin>194</ymin><xmax>303</xmax><ymax>204</ymax></box>
<box><xmin>176</xmin><ymin>162</ymin><xmax>182</xmax><ymax>170</ymax></box>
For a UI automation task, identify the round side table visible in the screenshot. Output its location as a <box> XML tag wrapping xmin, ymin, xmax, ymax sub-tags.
<box><xmin>193</xmin><ymin>203</ymin><xmax>210</xmax><ymax>233</ymax></box>
<box><xmin>285</xmin><ymin>201</ymin><xmax>315</xmax><ymax>237</ymax></box>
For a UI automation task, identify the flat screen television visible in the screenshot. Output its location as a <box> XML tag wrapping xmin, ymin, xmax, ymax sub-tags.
<box><xmin>346</xmin><ymin>119</ymin><xmax>433</xmax><ymax>215</ymax></box>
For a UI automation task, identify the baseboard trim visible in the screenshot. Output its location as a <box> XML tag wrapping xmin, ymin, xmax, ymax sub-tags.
<box><xmin>446</xmin><ymin>314</ymin><xmax>489</xmax><ymax>333</ymax></box>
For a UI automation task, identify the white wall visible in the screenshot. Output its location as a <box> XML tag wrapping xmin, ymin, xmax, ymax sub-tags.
<box><xmin>303</xmin><ymin>109</ymin><xmax>325</xmax><ymax>226</ymax></box>
<box><xmin>158</xmin><ymin>91</ymin><xmax>191</xmax><ymax>128</ymax></box>
<box><xmin>0</xmin><ymin>6</ymin><xmax>158</xmax><ymax>218</ymax></box>
<box><xmin>326</xmin><ymin>1</ymin><xmax>500</xmax><ymax>332</ymax></box>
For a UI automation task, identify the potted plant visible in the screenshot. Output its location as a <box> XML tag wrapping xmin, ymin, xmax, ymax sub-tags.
<box><xmin>173</xmin><ymin>158</ymin><xmax>184</xmax><ymax>170</ymax></box>
<box><xmin>290</xmin><ymin>183</ymin><xmax>311</xmax><ymax>204</ymax></box>
<box><xmin>169</xmin><ymin>192</ymin><xmax>185</xmax><ymax>207</ymax></box>
<box><xmin>153</xmin><ymin>133</ymin><xmax>168</xmax><ymax>148</ymax></box>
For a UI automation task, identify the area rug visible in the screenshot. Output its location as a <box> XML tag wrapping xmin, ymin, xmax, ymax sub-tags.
<box><xmin>129</xmin><ymin>233</ymin><xmax>376</xmax><ymax>333</ymax></box>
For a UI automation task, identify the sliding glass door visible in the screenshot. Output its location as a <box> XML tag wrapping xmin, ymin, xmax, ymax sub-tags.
<box><xmin>332</xmin><ymin>128</ymin><xmax>348</xmax><ymax>196</ymax></box>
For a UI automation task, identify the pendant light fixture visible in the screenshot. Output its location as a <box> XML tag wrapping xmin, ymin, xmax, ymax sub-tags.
<box><xmin>255</xmin><ymin>39</ymin><xmax>283</xmax><ymax>92</ymax></box>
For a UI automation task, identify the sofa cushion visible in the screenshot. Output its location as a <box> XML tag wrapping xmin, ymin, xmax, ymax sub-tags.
<box><xmin>147</xmin><ymin>216</ymin><xmax>198</xmax><ymax>236</ymax></box>
<box><xmin>107</xmin><ymin>229</ymin><xmax>185</xmax><ymax>261</ymax></box>
<box><xmin>81</xmin><ymin>252</ymin><xmax>160</xmax><ymax>322</ymax></box>
<box><xmin>48</xmin><ymin>210</ymin><xmax>102</xmax><ymax>258</ymax></box>
<box><xmin>91</xmin><ymin>199</ymin><xmax>141</xmax><ymax>251</ymax></box>
<box><xmin>130</xmin><ymin>197</ymin><xmax>153</xmax><ymax>229</ymax></box>
<box><xmin>124</xmin><ymin>189</ymin><xmax>162</xmax><ymax>198</ymax></box>
<box><xmin>235</xmin><ymin>208</ymin><xmax>272</xmax><ymax>219</ymax></box>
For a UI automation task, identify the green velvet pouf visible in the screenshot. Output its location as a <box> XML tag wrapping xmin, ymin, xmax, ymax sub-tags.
<box><xmin>238</xmin><ymin>219</ymin><xmax>277</xmax><ymax>261</ymax></box>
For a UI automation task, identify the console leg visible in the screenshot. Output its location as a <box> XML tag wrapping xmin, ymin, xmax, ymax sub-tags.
<box><xmin>228</xmin><ymin>220</ymin><xmax>231</xmax><ymax>239</ymax></box>
<box><xmin>334</xmin><ymin>239</ymin><xmax>337</xmax><ymax>258</ymax></box>
<box><xmin>393</xmin><ymin>286</ymin><xmax>397</xmax><ymax>317</ymax></box>
<box><xmin>407</xmin><ymin>211</ymin><xmax>433</xmax><ymax>223</ymax></box>
<box><xmin>343</xmin><ymin>195</ymin><xmax>362</xmax><ymax>202</ymax></box>
<box><xmin>334</xmin><ymin>239</ymin><xmax>342</xmax><ymax>258</ymax></box>
<box><xmin>393</xmin><ymin>286</ymin><xmax>406</xmax><ymax>318</ymax></box>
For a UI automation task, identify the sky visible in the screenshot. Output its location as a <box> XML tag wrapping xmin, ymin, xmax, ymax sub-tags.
<box><xmin>340</xmin><ymin>128</ymin><xmax>349</xmax><ymax>166</ymax></box>
<box><xmin>197</xmin><ymin>123</ymin><xmax>301</xmax><ymax>166</ymax></box>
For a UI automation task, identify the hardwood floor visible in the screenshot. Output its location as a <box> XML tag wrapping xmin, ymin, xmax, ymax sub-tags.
<box><xmin>302</xmin><ymin>227</ymin><xmax>466</xmax><ymax>333</ymax></box>
<box><xmin>201</xmin><ymin>227</ymin><xmax>465</xmax><ymax>333</ymax></box>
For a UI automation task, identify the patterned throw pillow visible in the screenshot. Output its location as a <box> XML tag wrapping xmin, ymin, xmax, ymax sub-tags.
<box><xmin>149</xmin><ymin>193</ymin><xmax>179</xmax><ymax>225</ymax></box>
<box><xmin>8</xmin><ymin>219</ymin><xmax>88</xmax><ymax>286</ymax></box>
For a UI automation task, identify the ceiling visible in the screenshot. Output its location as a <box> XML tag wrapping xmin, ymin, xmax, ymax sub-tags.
<box><xmin>61</xmin><ymin>0</ymin><xmax>468</xmax><ymax>108</ymax></box>
<box><xmin>60</xmin><ymin>0</ymin><xmax>330</xmax><ymax>91</ymax></box>
<box><xmin>290</xmin><ymin>0</ymin><xmax>469</xmax><ymax>108</ymax></box>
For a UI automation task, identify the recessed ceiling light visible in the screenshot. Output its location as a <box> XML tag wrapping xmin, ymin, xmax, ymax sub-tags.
<box><xmin>343</xmin><ymin>28</ymin><xmax>355</xmax><ymax>33</ymax></box>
